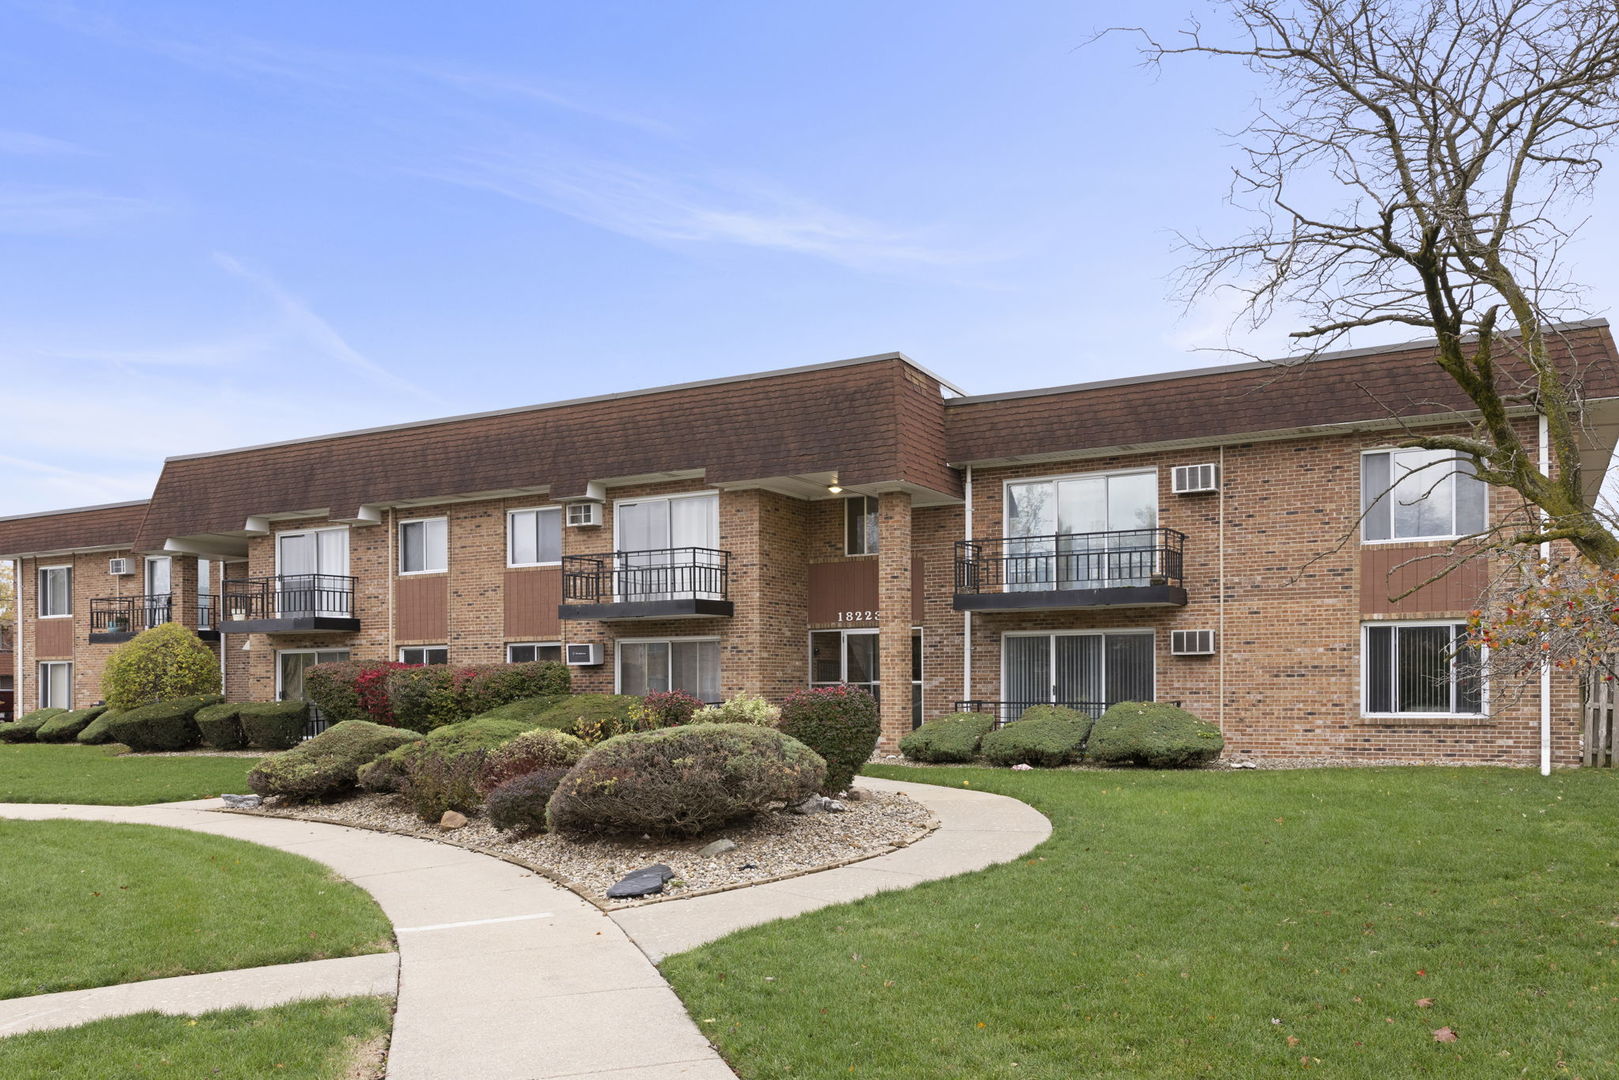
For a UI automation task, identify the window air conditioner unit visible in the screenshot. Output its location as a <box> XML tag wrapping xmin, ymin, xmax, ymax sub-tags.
<box><xmin>1171</xmin><ymin>629</ymin><xmax>1217</xmax><ymax>656</ymax></box>
<box><xmin>1172</xmin><ymin>463</ymin><xmax>1220</xmax><ymax>494</ymax></box>
<box><xmin>566</xmin><ymin>502</ymin><xmax>601</xmax><ymax>527</ymax></box>
<box><xmin>565</xmin><ymin>642</ymin><xmax>603</xmax><ymax>666</ymax></box>
<box><xmin>108</xmin><ymin>558</ymin><xmax>134</xmax><ymax>576</ymax></box>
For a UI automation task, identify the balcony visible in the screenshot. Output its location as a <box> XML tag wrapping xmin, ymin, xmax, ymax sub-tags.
<box><xmin>953</xmin><ymin>528</ymin><xmax>1188</xmax><ymax>611</ymax></box>
<box><xmin>561</xmin><ymin>547</ymin><xmax>733</xmax><ymax>620</ymax></box>
<box><xmin>89</xmin><ymin>594</ymin><xmax>173</xmax><ymax>643</ymax></box>
<box><xmin>218</xmin><ymin>574</ymin><xmax>360</xmax><ymax>634</ymax></box>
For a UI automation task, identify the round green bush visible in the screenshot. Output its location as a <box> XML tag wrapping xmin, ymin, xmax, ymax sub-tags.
<box><xmin>777</xmin><ymin>685</ymin><xmax>880</xmax><ymax>794</ymax></box>
<box><xmin>194</xmin><ymin>703</ymin><xmax>247</xmax><ymax>750</ymax></box>
<box><xmin>899</xmin><ymin>712</ymin><xmax>995</xmax><ymax>763</ymax></box>
<box><xmin>527</xmin><ymin>694</ymin><xmax>645</xmax><ymax>741</ymax></box>
<box><xmin>471</xmin><ymin>696</ymin><xmax>569</xmax><ymax>725</ymax></box>
<box><xmin>236</xmin><ymin>701</ymin><xmax>309</xmax><ymax>750</ymax></box>
<box><xmin>101</xmin><ymin>622</ymin><xmax>221</xmax><ymax>711</ymax></box>
<box><xmin>105</xmin><ymin>696</ymin><xmax>220</xmax><ymax>752</ymax></box>
<box><xmin>35</xmin><ymin>706</ymin><xmax>110</xmax><ymax>743</ymax></box>
<box><xmin>0</xmin><ymin>709</ymin><xmax>66</xmax><ymax>743</ymax></box>
<box><xmin>547</xmin><ymin>723</ymin><xmax>826</xmax><ymax>838</ymax></box>
<box><xmin>475</xmin><ymin>728</ymin><xmax>589</xmax><ymax>795</ymax></box>
<box><xmin>247</xmin><ymin>720</ymin><xmax>422</xmax><ymax>801</ymax></box>
<box><xmin>485</xmin><ymin>767</ymin><xmax>572</xmax><ymax>835</ymax></box>
<box><xmin>1087</xmin><ymin>702</ymin><xmax>1224</xmax><ymax>768</ymax></box>
<box><xmin>357</xmin><ymin>740</ymin><xmax>422</xmax><ymax>793</ymax></box>
<box><xmin>76</xmin><ymin>710</ymin><xmax>123</xmax><ymax>745</ymax></box>
<box><xmin>980</xmin><ymin>705</ymin><xmax>1092</xmax><ymax>767</ymax></box>
<box><xmin>397</xmin><ymin>716</ymin><xmax>535</xmax><ymax>821</ymax></box>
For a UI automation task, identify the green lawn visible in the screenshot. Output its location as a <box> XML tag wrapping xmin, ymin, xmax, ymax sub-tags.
<box><xmin>663</xmin><ymin>766</ymin><xmax>1619</xmax><ymax>1079</ymax></box>
<box><xmin>0</xmin><ymin>997</ymin><xmax>392</xmax><ymax>1079</ymax></box>
<box><xmin>0</xmin><ymin>743</ymin><xmax>254</xmax><ymax>804</ymax></box>
<box><xmin>0</xmin><ymin>820</ymin><xmax>393</xmax><ymax>999</ymax></box>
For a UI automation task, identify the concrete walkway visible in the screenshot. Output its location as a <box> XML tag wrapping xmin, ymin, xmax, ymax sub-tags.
<box><xmin>0</xmin><ymin>777</ymin><xmax>1049</xmax><ymax>1078</ymax></box>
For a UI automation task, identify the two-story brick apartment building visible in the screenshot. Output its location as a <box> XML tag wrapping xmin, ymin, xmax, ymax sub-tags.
<box><xmin>6</xmin><ymin>323</ymin><xmax>1619</xmax><ymax>764</ymax></box>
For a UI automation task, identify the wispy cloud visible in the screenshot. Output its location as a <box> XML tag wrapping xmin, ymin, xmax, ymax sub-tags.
<box><xmin>430</xmin><ymin>151</ymin><xmax>974</xmax><ymax>270</ymax></box>
<box><xmin>0</xmin><ymin>129</ymin><xmax>94</xmax><ymax>156</ymax></box>
<box><xmin>211</xmin><ymin>253</ymin><xmax>434</xmax><ymax>401</ymax></box>
<box><xmin>0</xmin><ymin>187</ymin><xmax>157</xmax><ymax>234</ymax></box>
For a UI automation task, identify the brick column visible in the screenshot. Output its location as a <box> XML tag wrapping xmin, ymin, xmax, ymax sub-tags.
<box><xmin>877</xmin><ymin>491</ymin><xmax>912</xmax><ymax>751</ymax></box>
<box><xmin>171</xmin><ymin>556</ymin><xmax>198</xmax><ymax>631</ymax></box>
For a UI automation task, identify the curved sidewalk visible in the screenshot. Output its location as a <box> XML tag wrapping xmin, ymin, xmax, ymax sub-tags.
<box><xmin>0</xmin><ymin>776</ymin><xmax>1049</xmax><ymax>1078</ymax></box>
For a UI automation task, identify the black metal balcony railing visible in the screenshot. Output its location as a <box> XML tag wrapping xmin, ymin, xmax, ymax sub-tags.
<box><xmin>954</xmin><ymin>528</ymin><xmax>1186</xmax><ymax>594</ymax></box>
<box><xmin>197</xmin><ymin>593</ymin><xmax>215</xmax><ymax>631</ymax></box>
<box><xmin>221</xmin><ymin>575</ymin><xmax>357</xmax><ymax>621</ymax></box>
<box><xmin>90</xmin><ymin>594</ymin><xmax>173</xmax><ymax>635</ymax></box>
<box><xmin>562</xmin><ymin>547</ymin><xmax>730</xmax><ymax>604</ymax></box>
<box><xmin>954</xmin><ymin>699</ymin><xmax>1184</xmax><ymax>729</ymax></box>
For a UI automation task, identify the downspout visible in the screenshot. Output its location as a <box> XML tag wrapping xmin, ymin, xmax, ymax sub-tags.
<box><xmin>962</xmin><ymin>466</ymin><xmax>973</xmax><ymax>704</ymax></box>
<box><xmin>13</xmin><ymin>560</ymin><xmax>22</xmax><ymax>714</ymax></box>
<box><xmin>387</xmin><ymin>507</ymin><xmax>397</xmax><ymax>660</ymax></box>
<box><xmin>1539</xmin><ymin>413</ymin><xmax>1552</xmax><ymax>776</ymax></box>
<box><xmin>1218</xmin><ymin>445</ymin><xmax>1226</xmax><ymax>734</ymax></box>
<box><xmin>214</xmin><ymin>562</ymin><xmax>227</xmax><ymax>699</ymax></box>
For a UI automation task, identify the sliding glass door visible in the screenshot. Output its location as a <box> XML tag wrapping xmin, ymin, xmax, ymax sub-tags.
<box><xmin>276</xmin><ymin>529</ymin><xmax>350</xmax><ymax>617</ymax></box>
<box><xmin>1005</xmin><ymin>471</ymin><xmax>1157</xmax><ymax>590</ymax></box>
<box><xmin>615</xmin><ymin>493</ymin><xmax>721</xmax><ymax>601</ymax></box>
<box><xmin>1002</xmin><ymin>631</ymin><xmax>1154</xmax><ymax>719</ymax></box>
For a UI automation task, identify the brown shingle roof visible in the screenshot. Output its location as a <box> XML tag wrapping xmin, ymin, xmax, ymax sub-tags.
<box><xmin>944</xmin><ymin>321</ymin><xmax>1619</xmax><ymax>463</ymax></box>
<box><xmin>0</xmin><ymin>500</ymin><xmax>148</xmax><ymax>558</ymax></box>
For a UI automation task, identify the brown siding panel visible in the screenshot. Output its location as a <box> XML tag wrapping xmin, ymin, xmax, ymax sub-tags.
<box><xmin>1360</xmin><ymin>545</ymin><xmax>1488</xmax><ymax>615</ymax></box>
<box><xmin>35</xmin><ymin>619</ymin><xmax>72</xmax><ymax>659</ymax></box>
<box><xmin>505</xmin><ymin>568</ymin><xmax>561</xmax><ymax>640</ymax></box>
<box><xmin>396</xmin><ymin>575</ymin><xmax>448</xmax><ymax>641</ymax></box>
<box><xmin>807</xmin><ymin>561</ymin><xmax>879</xmax><ymax>624</ymax></box>
<box><xmin>911</xmin><ymin>556</ymin><xmax>925</xmax><ymax>623</ymax></box>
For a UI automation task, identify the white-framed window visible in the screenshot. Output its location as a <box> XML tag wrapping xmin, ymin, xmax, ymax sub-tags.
<box><xmin>616</xmin><ymin>637</ymin><xmax>721</xmax><ymax>701</ymax></box>
<box><xmin>143</xmin><ymin>556</ymin><xmax>173</xmax><ymax>628</ymax></box>
<box><xmin>1362</xmin><ymin>621</ymin><xmax>1485</xmax><ymax>717</ymax></box>
<box><xmin>399</xmin><ymin>517</ymin><xmax>448</xmax><ymax>574</ymax></box>
<box><xmin>38</xmin><ymin>661</ymin><xmax>71</xmax><ymax>709</ymax></box>
<box><xmin>37</xmin><ymin>565</ymin><xmax>71</xmax><ymax>618</ymax></box>
<box><xmin>845</xmin><ymin>495</ymin><xmax>879</xmax><ymax>555</ymax></box>
<box><xmin>507</xmin><ymin>642</ymin><xmax>562</xmax><ymax>663</ymax></box>
<box><xmin>1361</xmin><ymin>448</ymin><xmax>1487</xmax><ymax>542</ymax></box>
<box><xmin>1000</xmin><ymin>629</ymin><xmax>1155</xmax><ymax>721</ymax></box>
<box><xmin>275</xmin><ymin>527</ymin><xmax>351</xmax><ymax>618</ymax></box>
<box><xmin>613</xmin><ymin>492</ymin><xmax>722</xmax><ymax>601</ymax></box>
<box><xmin>399</xmin><ymin>645</ymin><xmax>449</xmax><ymax>665</ymax></box>
<box><xmin>508</xmin><ymin>507</ymin><xmax>562</xmax><ymax>567</ymax></box>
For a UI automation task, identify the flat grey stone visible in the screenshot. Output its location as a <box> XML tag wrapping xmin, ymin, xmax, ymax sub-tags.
<box><xmin>220</xmin><ymin>794</ymin><xmax>262</xmax><ymax>808</ymax></box>
<box><xmin>607</xmin><ymin>864</ymin><xmax>676</xmax><ymax>899</ymax></box>
<box><xmin>698</xmin><ymin>838</ymin><xmax>737</xmax><ymax>857</ymax></box>
<box><xmin>789</xmin><ymin>796</ymin><xmax>824</xmax><ymax>815</ymax></box>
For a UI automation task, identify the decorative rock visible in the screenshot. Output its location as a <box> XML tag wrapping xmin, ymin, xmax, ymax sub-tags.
<box><xmin>1230</xmin><ymin>760</ymin><xmax>1258</xmax><ymax>770</ymax></box>
<box><xmin>842</xmin><ymin>788</ymin><xmax>862</xmax><ymax>801</ymax></box>
<box><xmin>221</xmin><ymin>793</ymin><xmax>262</xmax><ymax>809</ymax></box>
<box><xmin>789</xmin><ymin>796</ymin><xmax>824</xmax><ymax>816</ymax></box>
<box><xmin>606</xmin><ymin>863</ymin><xmax>676</xmax><ymax>899</ymax></box>
<box><xmin>699</xmin><ymin>838</ymin><xmax>738</xmax><ymax>858</ymax></box>
<box><xmin>1011</xmin><ymin>763</ymin><xmax>1033</xmax><ymax>771</ymax></box>
<box><xmin>823</xmin><ymin>799</ymin><xmax>847</xmax><ymax>812</ymax></box>
<box><xmin>439</xmin><ymin>810</ymin><xmax>468</xmax><ymax>830</ymax></box>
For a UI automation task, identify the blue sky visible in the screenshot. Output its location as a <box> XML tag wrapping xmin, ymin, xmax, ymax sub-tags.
<box><xmin>4</xmin><ymin>0</ymin><xmax>1619</xmax><ymax>516</ymax></box>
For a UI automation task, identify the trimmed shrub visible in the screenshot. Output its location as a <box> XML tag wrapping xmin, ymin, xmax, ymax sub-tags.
<box><xmin>486</xmin><ymin>768</ymin><xmax>571</xmax><ymax>835</ymax></box>
<box><xmin>102</xmin><ymin>623</ymin><xmax>221</xmax><ymax>711</ymax></box>
<box><xmin>237</xmin><ymin>701</ymin><xmax>309</xmax><ymax>751</ymax></box>
<box><xmin>476</xmin><ymin>728</ymin><xmax>590</xmax><ymax>795</ymax></box>
<box><xmin>76</xmin><ymin>710</ymin><xmax>123</xmax><ymax>745</ymax></box>
<box><xmin>691</xmin><ymin>693</ymin><xmax>780</xmax><ymax>727</ymax></box>
<box><xmin>35</xmin><ymin>706</ymin><xmax>110</xmax><ymax>743</ymax></box>
<box><xmin>357</xmin><ymin>742</ymin><xmax>420</xmax><ymax>793</ymax></box>
<box><xmin>385</xmin><ymin>666</ymin><xmax>466</xmax><ymax>732</ymax></box>
<box><xmin>778</xmin><ymin>685</ymin><xmax>880</xmax><ymax>794</ymax></box>
<box><xmin>528</xmin><ymin>694</ymin><xmax>644</xmax><ymax>742</ymax></box>
<box><xmin>638</xmin><ymin>690</ymin><xmax>703</xmax><ymax>728</ymax></box>
<box><xmin>1087</xmin><ymin>702</ymin><xmax>1224</xmax><ymax>768</ymax></box>
<box><xmin>105</xmin><ymin>696</ymin><xmax>220</xmax><ymax>751</ymax></box>
<box><xmin>305</xmin><ymin>660</ymin><xmax>411</xmax><ymax>726</ymax></box>
<box><xmin>461</xmin><ymin>661</ymin><xmax>572</xmax><ymax>715</ymax></box>
<box><xmin>0</xmin><ymin>709</ymin><xmax>64</xmax><ymax>743</ymax></box>
<box><xmin>247</xmin><ymin>720</ymin><xmax>421</xmax><ymax>801</ymax></box>
<box><xmin>980</xmin><ymin>706</ymin><xmax>1092</xmax><ymax>767</ymax></box>
<box><xmin>899</xmin><ymin>712</ymin><xmax>995</xmax><ymax>763</ymax></box>
<box><xmin>397</xmin><ymin>716</ymin><xmax>535</xmax><ymax>821</ymax></box>
<box><xmin>547</xmin><ymin>723</ymin><xmax>826</xmax><ymax>838</ymax></box>
<box><xmin>194</xmin><ymin>702</ymin><xmax>247</xmax><ymax>750</ymax></box>
<box><xmin>471</xmin><ymin>696</ymin><xmax>569</xmax><ymax>725</ymax></box>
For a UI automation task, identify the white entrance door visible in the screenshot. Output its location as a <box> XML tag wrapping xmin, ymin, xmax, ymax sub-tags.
<box><xmin>144</xmin><ymin>556</ymin><xmax>172</xmax><ymax>628</ymax></box>
<box><xmin>276</xmin><ymin>529</ymin><xmax>350</xmax><ymax>617</ymax></box>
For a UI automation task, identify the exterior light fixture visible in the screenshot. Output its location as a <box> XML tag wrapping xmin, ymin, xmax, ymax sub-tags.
<box><xmin>827</xmin><ymin>483</ymin><xmax>843</xmax><ymax>494</ymax></box>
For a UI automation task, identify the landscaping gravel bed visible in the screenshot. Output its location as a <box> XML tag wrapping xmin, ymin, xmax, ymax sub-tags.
<box><xmin>244</xmin><ymin>785</ymin><xmax>934</xmax><ymax>907</ymax></box>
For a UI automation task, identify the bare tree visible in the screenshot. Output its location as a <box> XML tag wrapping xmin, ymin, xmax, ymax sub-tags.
<box><xmin>1123</xmin><ymin>0</ymin><xmax>1619</xmax><ymax>567</ymax></box>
